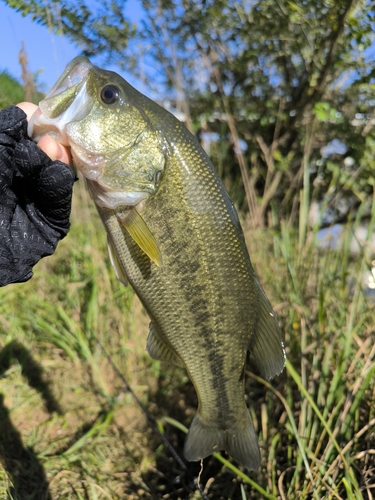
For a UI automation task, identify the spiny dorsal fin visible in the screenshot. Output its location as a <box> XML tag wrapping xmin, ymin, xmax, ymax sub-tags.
<box><xmin>147</xmin><ymin>322</ymin><xmax>184</xmax><ymax>367</ymax></box>
<box><xmin>107</xmin><ymin>236</ymin><xmax>128</xmax><ymax>286</ymax></box>
<box><xmin>248</xmin><ymin>278</ymin><xmax>286</xmax><ymax>380</ymax></box>
<box><xmin>118</xmin><ymin>208</ymin><xmax>162</xmax><ymax>267</ymax></box>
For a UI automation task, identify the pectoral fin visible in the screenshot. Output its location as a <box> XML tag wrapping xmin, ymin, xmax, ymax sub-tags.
<box><xmin>147</xmin><ymin>322</ymin><xmax>184</xmax><ymax>367</ymax></box>
<box><xmin>118</xmin><ymin>209</ymin><xmax>162</xmax><ymax>267</ymax></box>
<box><xmin>107</xmin><ymin>236</ymin><xmax>128</xmax><ymax>286</ymax></box>
<box><xmin>248</xmin><ymin>279</ymin><xmax>286</xmax><ymax>380</ymax></box>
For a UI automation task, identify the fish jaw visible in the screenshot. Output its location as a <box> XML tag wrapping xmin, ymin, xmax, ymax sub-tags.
<box><xmin>28</xmin><ymin>57</ymin><xmax>93</xmax><ymax>146</ymax></box>
<box><xmin>86</xmin><ymin>179</ymin><xmax>150</xmax><ymax>209</ymax></box>
<box><xmin>28</xmin><ymin>56</ymin><xmax>105</xmax><ymax>182</ymax></box>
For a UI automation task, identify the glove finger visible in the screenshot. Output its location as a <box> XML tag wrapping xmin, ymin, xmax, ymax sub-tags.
<box><xmin>0</xmin><ymin>203</ymin><xmax>56</xmax><ymax>287</ymax></box>
<box><xmin>0</xmin><ymin>107</ymin><xmax>28</xmax><ymax>200</ymax></box>
<box><xmin>14</xmin><ymin>138</ymin><xmax>75</xmax><ymax>222</ymax></box>
<box><xmin>37</xmin><ymin>160</ymin><xmax>75</xmax><ymax>225</ymax></box>
<box><xmin>0</xmin><ymin>107</ymin><xmax>28</xmax><ymax>142</ymax></box>
<box><xmin>0</xmin><ymin>150</ymin><xmax>17</xmax><ymax>207</ymax></box>
<box><xmin>14</xmin><ymin>138</ymin><xmax>51</xmax><ymax>179</ymax></box>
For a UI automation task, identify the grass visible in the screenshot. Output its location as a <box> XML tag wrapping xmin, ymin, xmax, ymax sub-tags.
<box><xmin>0</xmin><ymin>175</ymin><xmax>374</xmax><ymax>499</ymax></box>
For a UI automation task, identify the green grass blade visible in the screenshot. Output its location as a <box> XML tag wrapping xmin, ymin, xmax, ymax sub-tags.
<box><xmin>286</xmin><ymin>359</ymin><xmax>361</xmax><ymax>495</ymax></box>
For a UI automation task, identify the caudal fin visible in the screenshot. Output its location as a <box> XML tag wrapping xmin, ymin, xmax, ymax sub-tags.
<box><xmin>183</xmin><ymin>411</ymin><xmax>260</xmax><ymax>470</ymax></box>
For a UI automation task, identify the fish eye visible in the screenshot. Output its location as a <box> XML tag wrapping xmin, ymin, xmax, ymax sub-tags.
<box><xmin>100</xmin><ymin>85</ymin><xmax>120</xmax><ymax>105</ymax></box>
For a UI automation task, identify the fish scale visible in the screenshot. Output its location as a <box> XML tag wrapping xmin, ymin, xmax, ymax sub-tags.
<box><xmin>29</xmin><ymin>56</ymin><xmax>286</xmax><ymax>469</ymax></box>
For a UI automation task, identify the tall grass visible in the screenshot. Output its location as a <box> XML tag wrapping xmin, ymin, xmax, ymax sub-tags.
<box><xmin>240</xmin><ymin>180</ymin><xmax>375</xmax><ymax>498</ymax></box>
<box><xmin>0</xmin><ymin>170</ymin><xmax>374</xmax><ymax>498</ymax></box>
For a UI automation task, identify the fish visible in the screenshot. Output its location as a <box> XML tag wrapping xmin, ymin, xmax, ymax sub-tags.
<box><xmin>29</xmin><ymin>56</ymin><xmax>285</xmax><ymax>470</ymax></box>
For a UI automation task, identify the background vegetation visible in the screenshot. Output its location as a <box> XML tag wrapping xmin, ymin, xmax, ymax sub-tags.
<box><xmin>0</xmin><ymin>71</ymin><xmax>24</xmax><ymax>109</ymax></box>
<box><xmin>1</xmin><ymin>0</ymin><xmax>375</xmax><ymax>498</ymax></box>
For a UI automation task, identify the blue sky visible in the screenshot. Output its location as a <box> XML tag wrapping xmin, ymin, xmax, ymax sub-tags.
<box><xmin>0</xmin><ymin>2</ymin><xmax>80</xmax><ymax>91</ymax></box>
<box><xmin>0</xmin><ymin>1</ymin><xmax>143</xmax><ymax>93</ymax></box>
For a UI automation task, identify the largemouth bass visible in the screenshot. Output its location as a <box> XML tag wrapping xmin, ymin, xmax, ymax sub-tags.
<box><xmin>29</xmin><ymin>56</ymin><xmax>285</xmax><ymax>469</ymax></box>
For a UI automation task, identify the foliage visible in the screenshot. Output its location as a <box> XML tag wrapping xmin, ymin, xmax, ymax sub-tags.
<box><xmin>0</xmin><ymin>63</ymin><xmax>45</xmax><ymax>110</ymax></box>
<box><xmin>4</xmin><ymin>0</ymin><xmax>375</xmax><ymax>226</ymax></box>
<box><xmin>0</xmin><ymin>71</ymin><xmax>24</xmax><ymax>109</ymax></box>
<box><xmin>136</xmin><ymin>0</ymin><xmax>375</xmax><ymax>227</ymax></box>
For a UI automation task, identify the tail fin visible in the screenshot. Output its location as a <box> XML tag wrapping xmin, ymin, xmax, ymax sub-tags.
<box><xmin>183</xmin><ymin>411</ymin><xmax>260</xmax><ymax>470</ymax></box>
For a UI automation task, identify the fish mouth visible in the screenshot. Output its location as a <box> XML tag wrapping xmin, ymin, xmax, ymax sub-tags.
<box><xmin>28</xmin><ymin>57</ymin><xmax>94</xmax><ymax>145</ymax></box>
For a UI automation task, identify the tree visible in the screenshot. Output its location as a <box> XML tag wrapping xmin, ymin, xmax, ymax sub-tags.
<box><xmin>0</xmin><ymin>43</ymin><xmax>45</xmax><ymax>109</ymax></box>
<box><xmin>5</xmin><ymin>0</ymin><xmax>375</xmax><ymax>228</ymax></box>
<box><xmin>18</xmin><ymin>42</ymin><xmax>45</xmax><ymax>104</ymax></box>
<box><xmin>137</xmin><ymin>0</ymin><xmax>375</xmax><ymax>228</ymax></box>
<box><xmin>5</xmin><ymin>0</ymin><xmax>133</xmax><ymax>58</ymax></box>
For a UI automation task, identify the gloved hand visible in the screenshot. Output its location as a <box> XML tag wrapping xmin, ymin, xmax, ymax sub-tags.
<box><xmin>0</xmin><ymin>106</ymin><xmax>75</xmax><ymax>286</ymax></box>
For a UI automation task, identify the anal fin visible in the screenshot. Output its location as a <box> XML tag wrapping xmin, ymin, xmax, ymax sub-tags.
<box><xmin>248</xmin><ymin>279</ymin><xmax>286</xmax><ymax>380</ymax></box>
<box><xmin>147</xmin><ymin>322</ymin><xmax>184</xmax><ymax>367</ymax></box>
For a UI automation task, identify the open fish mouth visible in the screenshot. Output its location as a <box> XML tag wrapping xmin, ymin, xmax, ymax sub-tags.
<box><xmin>28</xmin><ymin>57</ymin><xmax>94</xmax><ymax>145</ymax></box>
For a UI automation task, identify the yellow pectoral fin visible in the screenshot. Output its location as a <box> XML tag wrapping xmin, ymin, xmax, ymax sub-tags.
<box><xmin>118</xmin><ymin>209</ymin><xmax>162</xmax><ymax>267</ymax></box>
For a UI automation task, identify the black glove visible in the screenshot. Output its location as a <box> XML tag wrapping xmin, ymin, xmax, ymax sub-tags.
<box><xmin>0</xmin><ymin>106</ymin><xmax>75</xmax><ymax>286</ymax></box>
